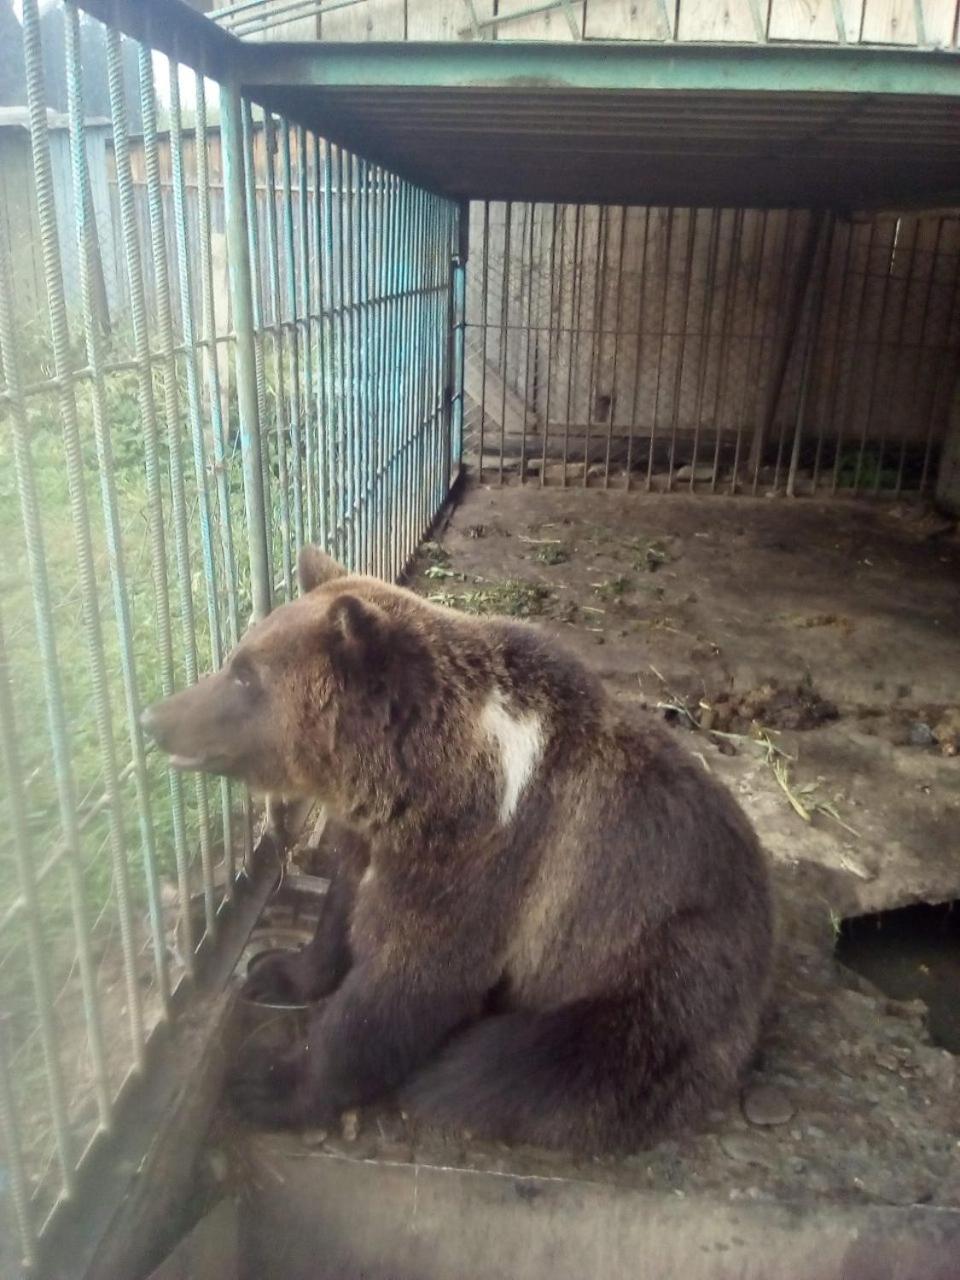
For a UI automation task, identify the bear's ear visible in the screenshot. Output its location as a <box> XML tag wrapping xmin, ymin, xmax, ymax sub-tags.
<box><xmin>298</xmin><ymin>544</ymin><xmax>347</xmax><ymax>595</ymax></box>
<box><xmin>327</xmin><ymin>594</ymin><xmax>388</xmax><ymax>676</ymax></box>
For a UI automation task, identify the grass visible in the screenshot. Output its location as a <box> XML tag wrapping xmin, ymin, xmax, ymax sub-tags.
<box><xmin>426</xmin><ymin>577</ymin><xmax>554</xmax><ymax>618</ymax></box>
<box><xmin>0</xmin><ymin>314</ymin><xmax>265</xmax><ymax>1203</ymax></box>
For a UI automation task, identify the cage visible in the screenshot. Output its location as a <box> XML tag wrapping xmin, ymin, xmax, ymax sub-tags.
<box><xmin>1</xmin><ymin>2</ymin><xmax>959</xmax><ymax>1277</ymax></box>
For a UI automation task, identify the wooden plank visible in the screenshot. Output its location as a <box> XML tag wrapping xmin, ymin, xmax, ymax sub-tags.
<box><xmin>410</xmin><ymin>0</ymin><xmax>494</xmax><ymax>39</ymax></box>
<box><xmin>584</xmin><ymin>0</ymin><xmax>675</xmax><ymax>39</ymax></box>
<box><xmin>492</xmin><ymin>0</ymin><xmax>586</xmax><ymax>41</ymax></box>
<box><xmin>677</xmin><ymin>0</ymin><xmax>763</xmax><ymax>41</ymax></box>
<box><xmin>321</xmin><ymin>0</ymin><xmax>406</xmax><ymax>40</ymax></box>
<box><xmin>860</xmin><ymin>0</ymin><xmax>919</xmax><ymax>42</ymax></box>
<box><xmin>768</xmin><ymin>0</ymin><xmax>864</xmax><ymax>43</ymax></box>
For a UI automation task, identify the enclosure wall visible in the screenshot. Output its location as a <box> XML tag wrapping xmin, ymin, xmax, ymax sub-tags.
<box><xmin>464</xmin><ymin>202</ymin><xmax>960</xmax><ymax>495</ymax></box>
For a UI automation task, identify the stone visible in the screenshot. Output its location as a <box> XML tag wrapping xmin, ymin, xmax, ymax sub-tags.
<box><xmin>341</xmin><ymin>1110</ymin><xmax>360</xmax><ymax>1142</ymax></box>
<box><xmin>742</xmin><ymin>1084</ymin><xmax>795</xmax><ymax>1127</ymax></box>
<box><xmin>674</xmin><ymin>464</ymin><xmax>715</xmax><ymax>483</ymax></box>
<box><xmin>913</xmin><ymin>1046</ymin><xmax>956</xmax><ymax>1092</ymax></box>
<box><xmin>719</xmin><ymin>1133</ymin><xmax>781</xmax><ymax>1169</ymax></box>
<box><xmin>908</xmin><ymin>722</ymin><xmax>937</xmax><ymax>747</ymax></box>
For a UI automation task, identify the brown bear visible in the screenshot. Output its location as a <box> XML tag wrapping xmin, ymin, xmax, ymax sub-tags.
<box><xmin>141</xmin><ymin>545</ymin><xmax>773</xmax><ymax>1154</ymax></box>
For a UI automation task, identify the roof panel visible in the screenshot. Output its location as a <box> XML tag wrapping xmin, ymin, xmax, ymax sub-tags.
<box><xmin>243</xmin><ymin>43</ymin><xmax>960</xmax><ymax>209</ymax></box>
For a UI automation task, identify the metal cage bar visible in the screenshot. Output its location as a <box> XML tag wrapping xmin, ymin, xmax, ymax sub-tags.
<box><xmin>463</xmin><ymin>202</ymin><xmax>960</xmax><ymax>495</ymax></box>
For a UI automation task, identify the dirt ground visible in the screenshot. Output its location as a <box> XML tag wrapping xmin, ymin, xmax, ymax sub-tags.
<box><xmin>233</xmin><ymin>483</ymin><xmax>960</xmax><ymax>1216</ymax></box>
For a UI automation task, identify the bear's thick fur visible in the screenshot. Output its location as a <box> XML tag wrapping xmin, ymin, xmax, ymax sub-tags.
<box><xmin>142</xmin><ymin>545</ymin><xmax>773</xmax><ymax>1154</ymax></box>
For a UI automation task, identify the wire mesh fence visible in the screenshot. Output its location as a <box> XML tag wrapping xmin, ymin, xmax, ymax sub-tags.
<box><xmin>0</xmin><ymin>2</ymin><xmax>461</xmax><ymax>1268</ymax></box>
<box><xmin>464</xmin><ymin>201</ymin><xmax>960</xmax><ymax>496</ymax></box>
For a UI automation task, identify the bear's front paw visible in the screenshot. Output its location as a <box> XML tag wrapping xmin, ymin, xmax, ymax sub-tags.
<box><xmin>242</xmin><ymin>950</ymin><xmax>312</xmax><ymax>1005</ymax></box>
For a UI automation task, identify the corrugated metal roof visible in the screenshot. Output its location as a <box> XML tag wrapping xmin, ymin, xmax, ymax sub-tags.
<box><xmin>247</xmin><ymin>43</ymin><xmax>960</xmax><ymax>209</ymax></box>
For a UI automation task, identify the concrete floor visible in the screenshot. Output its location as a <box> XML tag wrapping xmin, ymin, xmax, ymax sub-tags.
<box><xmin>228</xmin><ymin>484</ymin><xmax>960</xmax><ymax>1279</ymax></box>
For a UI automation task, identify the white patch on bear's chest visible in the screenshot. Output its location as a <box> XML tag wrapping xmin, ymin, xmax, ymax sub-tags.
<box><xmin>480</xmin><ymin>690</ymin><xmax>544</xmax><ymax>825</ymax></box>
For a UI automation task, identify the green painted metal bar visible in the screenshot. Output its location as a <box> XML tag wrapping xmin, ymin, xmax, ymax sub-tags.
<box><xmin>140</xmin><ymin>41</ymin><xmax>216</xmax><ymax>957</ymax></box>
<box><xmin>299</xmin><ymin>125</ymin><xmax>316</xmax><ymax>544</ymax></box>
<box><xmin>0</xmin><ymin>1010</ymin><xmax>36</xmax><ymax>1267</ymax></box>
<box><xmin>624</xmin><ymin>207</ymin><xmax>651</xmax><ymax>491</ymax></box>
<box><xmin>354</xmin><ymin>156</ymin><xmax>367</xmax><ymax>572</ymax></box>
<box><xmin>264</xmin><ymin>112</ymin><xmax>294</xmax><ymax>600</ymax></box>
<box><xmin>0</xmin><ymin>590</ymin><xmax>74</xmax><ymax>1206</ymax></box>
<box><xmin>195</xmin><ymin>70</ymin><xmax>240</xmax><ymax>894</ymax></box>
<box><xmin>24</xmin><ymin>0</ymin><xmax>143</xmax><ymax>1085</ymax></box>
<box><xmin>104</xmin><ymin>26</ymin><xmax>193</xmax><ymax>962</ymax></box>
<box><xmin>244</xmin><ymin>41</ymin><xmax>960</xmax><ymax>100</ymax></box>
<box><xmin>66</xmin><ymin>5</ymin><xmax>171</xmax><ymax>1011</ymax></box>
<box><xmin>707</xmin><ymin>208</ymin><xmax>743</xmax><ymax>491</ymax></box>
<box><xmin>281</xmin><ymin>118</ymin><xmax>305</xmax><ymax>557</ymax></box>
<box><xmin>895</xmin><ymin>217</ymin><xmax>946</xmax><ymax>497</ymax></box>
<box><xmin>322</xmin><ymin>141</ymin><xmax>344</xmax><ymax>563</ymax></box>
<box><xmin>169</xmin><ymin>57</ymin><xmax>227</xmax><ymax>938</ymax></box>
<box><xmin>223</xmin><ymin>83</ymin><xmax>273</xmax><ymax>623</ymax></box>
<box><xmin>312</xmin><ymin>133</ymin><xmax>332</xmax><ymax>554</ymax></box>
<box><xmin>241</xmin><ymin>100</ymin><xmax>273</xmax><ymax>570</ymax></box>
<box><xmin>385</xmin><ymin>170</ymin><xmax>401</xmax><ymax>581</ymax></box>
<box><xmin>730</xmin><ymin>210</ymin><xmax>770</xmax><ymax>494</ymax></box>
<box><xmin>342</xmin><ymin>149</ymin><xmax>359</xmax><ymax>570</ymax></box>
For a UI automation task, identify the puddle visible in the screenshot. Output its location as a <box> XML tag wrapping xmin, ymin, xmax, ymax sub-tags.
<box><xmin>836</xmin><ymin>901</ymin><xmax>960</xmax><ymax>1053</ymax></box>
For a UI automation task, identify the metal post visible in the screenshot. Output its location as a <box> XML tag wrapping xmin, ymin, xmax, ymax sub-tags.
<box><xmin>222</xmin><ymin>83</ymin><xmax>272</xmax><ymax>622</ymax></box>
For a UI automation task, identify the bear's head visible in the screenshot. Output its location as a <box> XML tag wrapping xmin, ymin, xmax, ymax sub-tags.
<box><xmin>140</xmin><ymin>546</ymin><xmax>438</xmax><ymax>812</ymax></box>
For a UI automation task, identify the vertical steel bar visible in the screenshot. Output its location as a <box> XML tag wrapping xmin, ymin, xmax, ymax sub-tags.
<box><xmin>264</xmin><ymin>113</ymin><xmax>293</xmax><ymax>599</ymax></box>
<box><xmin>312</xmin><ymin>134</ymin><xmax>332</xmax><ymax>554</ymax></box>
<box><xmin>169</xmin><ymin>57</ymin><xmax>224</xmax><ymax>936</ymax></box>
<box><xmin>195</xmin><ymin>71</ymin><xmax>238</xmax><ymax>894</ymax></box>
<box><xmin>918</xmin><ymin>226</ymin><xmax>960</xmax><ymax>494</ymax></box>
<box><xmin>140</xmin><ymin>41</ymin><xmax>215</xmax><ymax>950</ymax></box>
<box><xmin>710</xmin><ymin>208</ymin><xmax>745</xmax><ymax>491</ymax></box>
<box><xmin>604</xmin><ymin>206</ymin><xmax>628</xmax><ymax>488</ymax></box>
<box><xmin>241</xmin><ymin>101</ymin><xmax>273</xmax><ymax>545</ymax></box>
<box><xmin>625</xmin><ymin>208</ymin><xmax>652</xmax><ymax>492</ymax></box>
<box><xmin>299</xmin><ymin>125</ymin><xmax>316</xmax><ymax>543</ymax></box>
<box><xmin>563</xmin><ymin>205</ymin><xmax>585</xmax><ymax>486</ymax></box>
<box><xmin>105</xmin><ymin>27</ymin><xmax>192</xmax><ymax>963</ymax></box>
<box><xmin>222</xmin><ymin>84</ymin><xmax>273</xmax><ymax>621</ymax></box>
<box><xmin>0</xmin><ymin>1013</ymin><xmax>36</xmax><ymax>1266</ymax></box>
<box><xmin>872</xmin><ymin>217</ymin><xmax>921</xmax><ymax>495</ymax></box>
<box><xmin>787</xmin><ymin>215</ymin><xmax>834</xmax><ymax>498</ymax></box>
<box><xmin>832</xmin><ymin>219</ymin><xmax>880</xmax><ymax>493</ymax></box>
<box><xmin>24</xmin><ymin>0</ymin><xmax>142</xmax><ymax>1077</ymax></box>
<box><xmin>479</xmin><ymin>200</ymin><xmax>490</xmax><ymax>483</ymax></box>
<box><xmin>583</xmin><ymin>206</ymin><xmax>608</xmax><ymax>487</ymax></box>
<box><xmin>343</xmin><ymin>150</ymin><xmax>359</xmax><ymax>570</ymax></box>
<box><xmin>519</xmin><ymin>204</ymin><xmax>535</xmax><ymax>483</ymax></box>
<box><xmin>452</xmin><ymin>201</ymin><xmax>468</xmax><ymax>481</ymax></box>
<box><xmin>498</xmin><ymin>201</ymin><xmax>512</xmax><ymax>486</ymax></box>
<box><xmin>324</xmin><ymin>143</ymin><xmax>344</xmax><ymax>563</ymax></box>
<box><xmin>67</xmin><ymin>6</ymin><xmax>170</xmax><ymax>1002</ymax></box>
<box><xmin>281</xmin><ymin>118</ymin><xmax>305</xmax><ymax>555</ymax></box>
<box><xmin>896</xmin><ymin>217</ymin><xmax>946</xmax><ymax>495</ymax></box>
<box><xmin>853</xmin><ymin>219</ymin><xmax>900</xmax><ymax>494</ymax></box>
<box><xmin>0</xmin><ymin>231</ymin><xmax>110</xmax><ymax>1154</ymax></box>
<box><xmin>689</xmin><ymin>207</ymin><xmax>722</xmax><ymax>489</ymax></box>
<box><xmin>0</xmin><ymin>591</ymin><xmax>74</xmax><ymax>1196</ymax></box>
<box><xmin>667</xmin><ymin>207</ymin><xmax>699</xmax><ymax>491</ymax></box>
<box><xmin>540</xmin><ymin>203</ymin><xmax>561</xmax><ymax>484</ymax></box>
<box><xmin>731</xmin><ymin>211</ymin><xmax>770</xmax><ymax>494</ymax></box>
<box><xmin>752</xmin><ymin>210</ymin><xmax>798</xmax><ymax>494</ymax></box>
<box><xmin>357</xmin><ymin>153</ymin><xmax>369</xmax><ymax>566</ymax></box>
<box><xmin>811</xmin><ymin>218</ymin><xmax>855</xmax><ymax>495</ymax></box>
<box><xmin>647</xmin><ymin>207</ymin><xmax>676</xmax><ymax>490</ymax></box>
